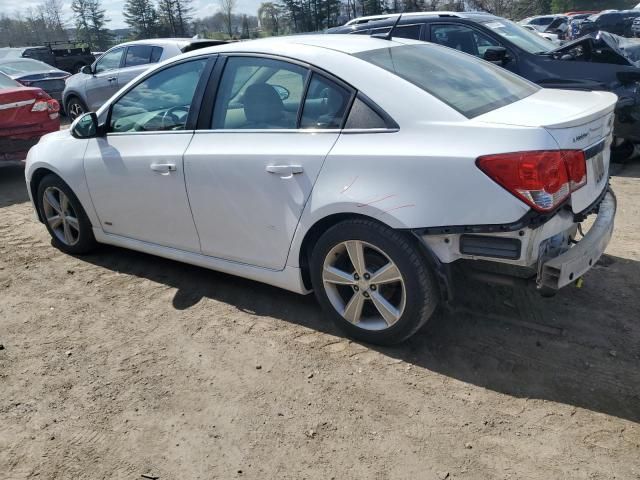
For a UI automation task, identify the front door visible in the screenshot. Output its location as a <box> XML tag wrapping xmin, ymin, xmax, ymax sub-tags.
<box><xmin>84</xmin><ymin>57</ymin><xmax>210</xmax><ymax>252</ymax></box>
<box><xmin>184</xmin><ymin>56</ymin><xmax>353</xmax><ymax>270</ymax></box>
<box><xmin>85</xmin><ymin>47</ymin><xmax>124</xmax><ymax>111</ymax></box>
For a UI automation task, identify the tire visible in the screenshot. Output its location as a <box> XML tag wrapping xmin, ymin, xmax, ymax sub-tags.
<box><xmin>36</xmin><ymin>174</ymin><xmax>97</xmax><ymax>255</ymax></box>
<box><xmin>310</xmin><ymin>218</ymin><xmax>439</xmax><ymax>345</ymax></box>
<box><xmin>611</xmin><ymin>138</ymin><xmax>635</xmax><ymax>164</ymax></box>
<box><xmin>66</xmin><ymin>96</ymin><xmax>87</xmax><ymax>121</ymax></box>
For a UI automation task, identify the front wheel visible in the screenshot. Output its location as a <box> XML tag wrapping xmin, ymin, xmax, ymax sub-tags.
<box><xmin>310</xmin><ymin>219</ymin><xmax>439</xmax><ymax>345</ymax></box>
<box><xmin>37</xmin><ymin>174</ymin><xmax>97</xmax><ymax>255</ymax></box>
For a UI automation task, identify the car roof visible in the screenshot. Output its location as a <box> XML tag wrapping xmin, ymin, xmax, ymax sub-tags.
<box><xmin>183</xmin><ymin>34</ymin><xmax>423</xmax><ymax>58</ymax></box>
<box><xmin>113</xmin><ymin>38</ymin><xmax>218</xmax><ymax>48</ymax></box>
<box><xmin>334</xmin><ymin>12</ymin><xmax>498</xmax><ymax>32</ymax></box>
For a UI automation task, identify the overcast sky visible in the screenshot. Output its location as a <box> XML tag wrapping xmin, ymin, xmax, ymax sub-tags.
<box><xmin>1</xmin><ymin>0</ymin><xmax>262</xmax><ymax>29</ymax></box>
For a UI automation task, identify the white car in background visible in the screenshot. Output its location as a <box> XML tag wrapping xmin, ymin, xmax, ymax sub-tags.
<box><xmin>25</xmin><ymin>35</ymin><xmax>617</xmax><ymax>344</ymax></box>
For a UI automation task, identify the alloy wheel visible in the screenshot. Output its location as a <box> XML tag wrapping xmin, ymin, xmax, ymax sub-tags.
<box><xmin>68</xmin><ymin>101</ymin><xmax>84</xmax><ymax>120</ymax></box>
<box><xmin>322</xmin><ymin>240</ymin><xmax>406</xmax><ymax>331</ymax></box>
<box><xmin>42</xmin><ymin>187</ymin><xmax>80</xmax><ymax>246</ymax></box>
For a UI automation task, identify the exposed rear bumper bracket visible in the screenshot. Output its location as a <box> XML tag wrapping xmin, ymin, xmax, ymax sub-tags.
<box><xmin>538</xmin><ymin>190</ymin><xmax>616</xmax><ymax>290</ymax></box>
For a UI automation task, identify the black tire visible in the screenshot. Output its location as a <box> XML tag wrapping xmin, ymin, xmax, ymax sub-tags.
<box><xmin>310</xmin><ymin>218</ymin><xmax>439</xmax><ymax>345</ymax></box>
<box><xmin>66</xmin><ymin>96</ymin><xmax>87</xmax><ymax>121</ymax></box>
<box><xmin>36</xmin><ymin>174</ymin><xmax>97</xmax><ymax>255</ymax></box>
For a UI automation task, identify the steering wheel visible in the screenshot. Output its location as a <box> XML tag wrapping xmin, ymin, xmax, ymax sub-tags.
<box><xmin>161</xmin><ymin>105</ymin><xmax>190</xmax><ymax>130</ymax></box>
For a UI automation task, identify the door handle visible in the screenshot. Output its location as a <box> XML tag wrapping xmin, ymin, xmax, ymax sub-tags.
<box><xmin>150</xmin><ymin>163</ymin><xmax>176</xmax><ymax>174</ymax></box>
<box><xmin>266</xmin><ymin>165</ymin><xmax>304</xmax><ymax>177</ymax></box>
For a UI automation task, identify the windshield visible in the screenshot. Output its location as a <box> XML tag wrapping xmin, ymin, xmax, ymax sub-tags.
<box><xmin>355</xmin><ymin>43</ymin><xmax>538</xmax><ymax>118</ymax></box>
<box><xmin>0</xmin><ymin>59</ymin><xmax>54</xmax><ymax>75</ymax></box>
<box><xmin>0</xmin><ymin>72</ymin><xmax>20</xmax><ymax>89</ymax></box>
<box><xmin>480</xmin><ymin>18</ymin><xmax>554</xmax><ymax>54</ymax></box>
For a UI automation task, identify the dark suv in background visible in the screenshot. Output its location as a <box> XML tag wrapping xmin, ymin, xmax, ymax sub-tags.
<box><xmin>328</xmin><ymin>12</ymin><xmax>640</xmax><ymax>160</ymax></box>
<box><xmin>577</xmin><ymin>10</ymin><xmax>640</xmax><ymax>37</ymax></box>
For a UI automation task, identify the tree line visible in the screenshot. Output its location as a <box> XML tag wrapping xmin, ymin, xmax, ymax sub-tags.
<box><xmin>1</xmin><ymin>0</ymin><xmax>637</xmax><ymax>50</ymax></box>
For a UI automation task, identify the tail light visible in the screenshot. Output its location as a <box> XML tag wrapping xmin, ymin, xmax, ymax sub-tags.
<box><xmin>31</xmin><ymin>98</ymin><xmax>60</xmax><ymax>115</ymax></box>
<box><xmin>477</xmin><ymin>150</ymin><xmax>587</xmax><ymax>212</ymax></box>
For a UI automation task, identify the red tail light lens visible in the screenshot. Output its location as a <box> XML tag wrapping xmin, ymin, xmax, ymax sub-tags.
<box><xmin>563</xmin><ymin>150</ymin><xmax>587</xmax><ymax>191</ymax></box>
<box><xmin>31</xmin><ymin>98</ymin><xmax>60</xmax><ymax>114</ymax></box>
<box><xmin>477</xmin><ymin>150</ymin><xmax>587</xmax><ymax>212</ymax></box>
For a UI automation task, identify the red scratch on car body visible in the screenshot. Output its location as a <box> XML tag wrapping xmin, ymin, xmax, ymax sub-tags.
<box><xmin>340</xmin><ymin>176</ymin><xmax>359</xmax><ymax>194</ymax></box>
<box><xmin>357</xmin><ymin>194</ymin><xmax>396</xmax><ymax>207</ymax></box>
<box><xmin>382</xmin><ymin>204</ymin><xmax>415</xmax><ymax>214</ymax></box>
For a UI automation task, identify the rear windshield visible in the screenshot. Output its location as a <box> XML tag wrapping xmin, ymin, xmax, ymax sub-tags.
<box><xmin>0</xmin><ymin>60</ymin><xmax>53</xmax><ymax>75</ymax></box>
<box><xmin>354</xmin><ymin>43</ymin><xmax>538</xmax><ymax>118</ymax></box>
<box><xmin>0</xmin><ymin>72</ymin><xmax>19</xmax><ymax>89</ymax></box>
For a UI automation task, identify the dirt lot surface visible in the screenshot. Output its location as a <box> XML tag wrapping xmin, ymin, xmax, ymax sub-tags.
<box><xmin>1</xmin><ymin>162</ymin><xmax>639</xmax><ymax>480</ymax></box>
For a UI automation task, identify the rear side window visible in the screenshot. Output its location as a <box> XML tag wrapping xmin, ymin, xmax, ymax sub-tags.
<box><xmin>355</xmin><ymin>43</ymin><xmax>538</xmax><ymax>118</ymax></box>
<box><xmin>300</xmin><ymin>74</ymin><xmax>351</xmax><ymax>129</ymax></box>
<box><xmin>125</xmin><ymin>45</ymin><xmax>154</xmax><ymax>67</ymax></box>
<box><xmin>344</xmin><ymin>97</ymin><xmax>388</xmax><ymax>129</ymax></box>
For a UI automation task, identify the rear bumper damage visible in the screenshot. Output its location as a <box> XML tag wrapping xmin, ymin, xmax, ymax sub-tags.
<box><xmin>415</xmin><ymin>187</ymin><xmax>616</xmax><ymax>295</ymax></box>
<box><xmin>537</xmin><ymin>190</ymin><xmax>616</xmax><ymax>289</ymax></box>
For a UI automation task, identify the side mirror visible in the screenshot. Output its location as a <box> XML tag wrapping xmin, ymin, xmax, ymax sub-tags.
<box><xmin>71</xmin><ymin>112</ymin><xmax>100</xmax><ymax>139</ymax></box>
<box><xmin>80</xmin><ymin>65</ymin><xmax>93</xmax><ymax>75</ymax></box>
<box><xmin>483</xmin><ymin>47</ymin><xmax>508</xmax><ymax>64</ymax></box>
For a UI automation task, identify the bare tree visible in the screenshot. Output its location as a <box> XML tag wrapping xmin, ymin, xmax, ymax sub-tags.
<box><xmin>219</xmin><ymin>0</ymin><xmax>237</xmax><ymax>37</ymax></box>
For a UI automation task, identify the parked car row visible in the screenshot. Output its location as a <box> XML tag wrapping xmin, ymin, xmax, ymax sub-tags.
<box><xmin>520</xmin><ymin>10</ymin><xmax>640</xmax><ymax>43</ymax></box>
<box><xmin>23</xmin><ymin>31</ymin><xmax>617</xmax><ymax>344</ymax></box>
<box><xmin>328</xmin><ymin>11</ymin><xmax>640</xmax><ymax>161</ymax></box>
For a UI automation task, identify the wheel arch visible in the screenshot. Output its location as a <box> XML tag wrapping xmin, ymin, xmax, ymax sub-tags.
<box><xmin>30</xmin><ymin>167</ymin><xmax>60</xmax><ymax>222</ymax></box>
<box><xmin>297</xmin><ymin>212</ymin><xmax>452</xmax><ymax>300</ymax></box>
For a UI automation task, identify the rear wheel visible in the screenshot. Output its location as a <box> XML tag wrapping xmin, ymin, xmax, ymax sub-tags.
<box><xmin>310</xmin><ymin>219</ymin><xmax>439</xmax><ymax>345</ymax></box>
<box><xmin>66</xmin><ymin>96</ymin><xmax>86</xmax><ymax>121</ymax></box>
<box><xmin>37</xmin><ymin>174</ymin><xmax>97</xmax><ymax>255</ymax></box>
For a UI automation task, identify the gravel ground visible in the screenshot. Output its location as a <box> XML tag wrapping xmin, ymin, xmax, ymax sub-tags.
<box><xmin>1</xmin><ymin>160</ymin><xmax>639</xmax><ymax>480</ymax></box>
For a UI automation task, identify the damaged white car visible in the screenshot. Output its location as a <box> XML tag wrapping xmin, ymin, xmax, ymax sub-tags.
<box><xmin>25</xmin><ymin>35</ymin><xmax>616</xmax><ymax>344</ymax></box>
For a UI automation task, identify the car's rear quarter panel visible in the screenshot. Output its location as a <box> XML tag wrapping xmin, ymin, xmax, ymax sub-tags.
<box><xmin>287</xmin><ymin>122</ymin><xmax>558</xmax><ymax>268</ymax></box>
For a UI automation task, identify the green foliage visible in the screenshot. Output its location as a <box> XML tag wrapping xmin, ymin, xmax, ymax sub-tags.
<box><xmin>123</xmin><ymin>0</ymin><xmax>160</xmax><ymax>39</ymax></box>
<box><xmin>71</xmin><ymin>0</ymin><xmax>112</xmax><ymax>50</ymax></box>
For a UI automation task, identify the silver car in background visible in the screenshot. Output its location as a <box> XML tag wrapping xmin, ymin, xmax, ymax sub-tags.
<box><xmin>62</xmin><ymin>38</ymin><xmax>226</xmax><ymax>120</ymax></box>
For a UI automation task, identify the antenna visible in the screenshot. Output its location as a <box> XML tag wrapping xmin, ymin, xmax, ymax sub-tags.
<box><xmin>371</xmin><ymin>14</ymin><xmax>403</xmax><ymax>41</ymax></box>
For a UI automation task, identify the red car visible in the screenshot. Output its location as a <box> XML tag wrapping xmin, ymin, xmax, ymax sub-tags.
<box><xmin>0</xmin><ymin>72</ymin><xmax>60</xmax><ymax>162</ymax></box>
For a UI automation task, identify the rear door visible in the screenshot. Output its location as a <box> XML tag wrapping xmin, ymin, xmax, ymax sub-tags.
<box><xmin>184</xmin><ymin>55</ymin><xmax>353</xmax><ymax>269</ymax></box>
<box><xmin>117</xmin><ymin>45</ymin><xmax>163</xmax><ymax>89</ymax></box>
<box><xmin>85</xmin><ymin>47</ymin><xmax>124</xmax><ymax>111</ymax></box>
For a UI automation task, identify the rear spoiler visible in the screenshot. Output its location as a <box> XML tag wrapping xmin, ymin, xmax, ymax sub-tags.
<box><xmin>181</xmin><ymin>40</ymin><xmax>230</xmax><ymax>53</ymax></box>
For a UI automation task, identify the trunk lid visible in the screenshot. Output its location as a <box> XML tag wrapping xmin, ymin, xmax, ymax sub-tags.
<box><xmin>0</xmin><ymin>87</ymin><xmax>49</xmax><ymax>132</ymax></box>
<box><xmin>474</xmin><ymin>88</ymin><xmax>617</xmax><ymax>213</ymax></box>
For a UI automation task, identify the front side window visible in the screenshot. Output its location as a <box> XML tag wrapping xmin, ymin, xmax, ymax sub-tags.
<box><xmin>431</xmin><ymin>24</ymin><xmax>500</xmax><ymax>58</ymax></box>
<box><xmin>355</xmin><ymin>43</ymin><xmax>538</xmax><ymax>118</ymax></box>
<box><xmin>124</xmin><ymin>45</ymin><xmax>154</xmax><ymax>67</ymax></box>
<box><xmin>109</xmin><ymin>58</ymin><xmax>207</xmax><ymax>133</ymax></box>
<box><xmin>300</xmin><ymin>74</ymin><xmax>351</xmax><ymax>129</ymax></box>
<box><xmin>96</xmin><ymin>48</ymin><xmax>124</xmax><ymax>73</ymax></box>
<box><xmin>212</xmin><ymin>57</ymin><xmax>307</xmax><ymax>129</ymax></box>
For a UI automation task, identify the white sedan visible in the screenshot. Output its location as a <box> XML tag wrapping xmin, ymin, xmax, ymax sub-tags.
<box><xmin>25</xmin><ymin>35</ymin><xmax>617</xmax><ymax>344</ymax></box>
